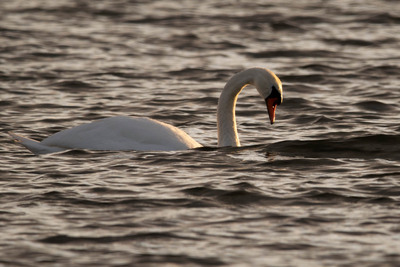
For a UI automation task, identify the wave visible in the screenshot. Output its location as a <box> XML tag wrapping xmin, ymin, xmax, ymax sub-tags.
<box><xmin>266</xmin><ymin>134</ymin><xmax>400</xmax><ymax>160</ymax></box>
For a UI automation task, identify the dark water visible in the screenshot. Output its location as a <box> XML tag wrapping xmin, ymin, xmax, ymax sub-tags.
<box><xmin>1</xmin><ymin>0</ymin><xmax>400</xmax><ymax>266</ymax></box>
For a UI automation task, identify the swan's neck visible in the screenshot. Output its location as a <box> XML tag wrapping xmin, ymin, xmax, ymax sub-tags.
<box><xmin>217</xmin><ymin>70</ymin><xmax>254</xmax><ymax>147</ymax></box>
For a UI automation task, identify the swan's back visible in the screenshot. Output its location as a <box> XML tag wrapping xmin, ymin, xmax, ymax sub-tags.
<box><xmin>41</xmin><ymin>116</ymin><xmax>201</xmax><ymax>151</ymax></box>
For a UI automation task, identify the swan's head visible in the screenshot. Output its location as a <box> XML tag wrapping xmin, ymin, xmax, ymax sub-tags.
<box><xmin>252</xmin><ymin>68</ymin><xmax>283</xmax><ymax>124</ymax></box>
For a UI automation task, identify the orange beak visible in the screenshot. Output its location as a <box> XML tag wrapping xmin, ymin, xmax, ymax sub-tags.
<box><xmin>266</xmin><ymin>97</ymin><xmax>279</xmax><ymax>124</ymax></box>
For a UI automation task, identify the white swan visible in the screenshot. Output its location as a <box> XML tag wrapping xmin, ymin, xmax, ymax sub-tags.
<box><xmin>9</xmin><ymin>68</ymin><xmax>283</xmax><ymax>154</ymax></box>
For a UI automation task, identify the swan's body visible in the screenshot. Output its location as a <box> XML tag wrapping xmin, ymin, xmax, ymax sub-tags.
<box><xmin>10</xmin><ymin>68</ymin><xmax>283</xmax><ymax>154</ymax></box>
<box><xmin>9</xmin><ymin>117</ymin><xmax>201</xmax><ymax>154</ymax></box>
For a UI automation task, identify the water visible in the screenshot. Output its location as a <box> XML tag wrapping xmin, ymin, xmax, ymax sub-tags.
<box><xmin>1</xmin><ymin>0</ymin><xmax>400</xmax><ymax>266</ymax></box>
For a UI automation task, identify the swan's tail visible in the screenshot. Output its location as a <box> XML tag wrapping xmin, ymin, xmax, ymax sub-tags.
<box><xmin>8</xmin><ymin>132</ymin><xmax>64</xmax><ymax>154</ymax></box>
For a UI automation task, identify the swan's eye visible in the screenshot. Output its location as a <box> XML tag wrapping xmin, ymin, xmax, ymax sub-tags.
<box><xmin>268</xmin><ymin>85</ymin><xmax>282</xmax><ymax>106</ymax></box>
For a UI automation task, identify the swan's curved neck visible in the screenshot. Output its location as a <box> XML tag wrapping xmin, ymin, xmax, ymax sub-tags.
<box><xmin>217</xmin><ymin>69</ymin><xmax>255</xmax><ymax>147</ymax></box>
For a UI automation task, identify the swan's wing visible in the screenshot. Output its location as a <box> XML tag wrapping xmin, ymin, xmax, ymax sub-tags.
<box><xmin>41</xmin><ymin>116</ymin><xmax>201</xmax><ymax>151</ymax></box>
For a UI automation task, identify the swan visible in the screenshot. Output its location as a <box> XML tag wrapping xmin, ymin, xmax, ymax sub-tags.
<box><xmin>9</xmin><ymin>68</ymin><xmax>283</xmax><ymax>154</ymax></box>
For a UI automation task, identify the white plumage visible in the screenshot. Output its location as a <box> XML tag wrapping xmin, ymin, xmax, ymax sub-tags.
<box><xmin>9</xmin><ymin>68</ymin><xmax>283</xmax><ymax>154</ymax></box>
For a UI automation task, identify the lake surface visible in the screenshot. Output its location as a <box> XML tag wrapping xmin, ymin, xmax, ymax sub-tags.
<box><xmin>1</xmin><ymin>0</ymin><xmax>400</xmax><ymax>266</ymax></box>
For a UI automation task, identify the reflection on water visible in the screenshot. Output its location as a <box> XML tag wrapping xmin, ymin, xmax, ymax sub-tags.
<box><xmin>1</xmin><ymin>0</ymin><xmax>400</xmax><ymax>266</ymax></box>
